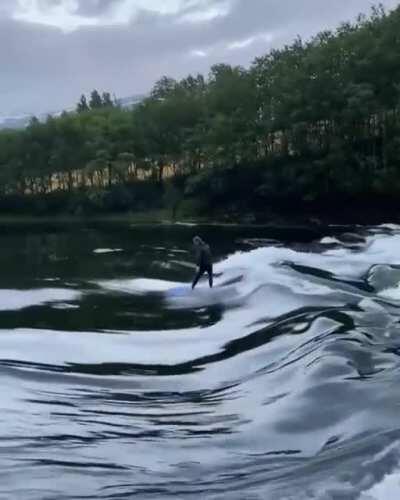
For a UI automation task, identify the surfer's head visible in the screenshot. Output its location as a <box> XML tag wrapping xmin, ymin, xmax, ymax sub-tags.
<box><xmin>193</xmin><ymin>236</ymin><xmax>203</xmax><ymax>246</ymax></box>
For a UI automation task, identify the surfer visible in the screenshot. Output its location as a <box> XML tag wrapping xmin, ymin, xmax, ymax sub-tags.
<box><xmin>192</xmin><ymin>236</ymin><xmax>213</xmax><ymax>289</ymax></box>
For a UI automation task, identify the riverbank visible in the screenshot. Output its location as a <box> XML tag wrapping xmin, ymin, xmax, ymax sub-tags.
<box><xmin>0</xmin><ymin>210</ymin><xmax>172</xmax><ymax>225</ymax></box>
<box><xmin>0</xmin><ymin>202</ymin><xmax>399</xmax><ymax>228</ymax></box>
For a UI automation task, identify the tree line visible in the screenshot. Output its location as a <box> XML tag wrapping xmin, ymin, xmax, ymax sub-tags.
<box><xmin>1</xmin><ymin>4</ymin><xmax>400</xmax><ymax>217</ymax></box>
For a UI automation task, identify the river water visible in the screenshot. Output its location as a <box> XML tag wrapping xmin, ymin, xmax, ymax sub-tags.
<box><xmin>1</xmin><ymin>221</ymin><xmax>400</xmax><ymax>499</ymax></box>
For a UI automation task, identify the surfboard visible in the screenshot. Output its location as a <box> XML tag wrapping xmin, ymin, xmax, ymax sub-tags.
<box><xmin>166</xmin><ymin>284</ymin><xmax>235</xmax><ymax>298</ymax></box>
<box><xmin>166</xmin><ymin>285</ymin><xmax>214</xmax><ymax>298</ymax></box>
<box><xmin>166</xmin><ymin>286</ymin><xmax>191</xmax><ymax>297</ymax></box>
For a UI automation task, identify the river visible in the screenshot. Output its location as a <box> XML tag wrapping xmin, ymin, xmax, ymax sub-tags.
<box><xmin>1</xmin><ymin>220</ymin><xmax>400</xmax><ymax>499</ymax></box>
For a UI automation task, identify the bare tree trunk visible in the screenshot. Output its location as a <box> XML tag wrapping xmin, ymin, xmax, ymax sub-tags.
<box><xmin>108</xmin><ymin>164</ymin><xmax>112</xmax><ymax>187</ymax></box>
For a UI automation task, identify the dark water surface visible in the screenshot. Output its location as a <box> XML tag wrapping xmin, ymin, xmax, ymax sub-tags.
<box><xmin>1</xmin><ymin>220</ymin><xmax>400</xmax><ymax>499</ymax></box>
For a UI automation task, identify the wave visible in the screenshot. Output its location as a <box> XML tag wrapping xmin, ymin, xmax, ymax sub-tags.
<box><xmin>2</xmin><ymin>224</ymin><xmax>400</xmax><ymax>498</ymax></box>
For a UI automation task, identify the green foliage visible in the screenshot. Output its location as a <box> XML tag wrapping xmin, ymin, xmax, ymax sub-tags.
<box><xmin>1</xmin><ymin>5</ymin><xmax>400</xmax><ymax>217</ymax></box>
<box><xmin>89</xmin><ymin>90</ymin><xmax>103</xmax><ymax>109</ymax></box>
<box><xmin>77</xmin><ymin>95</ymin><xmax>89</xmax><ymax>113</ymax></box>
<box><xmin>102</xmin><ymin>92</ymin><xmax>114</xmax><ymax>108</ymax></box>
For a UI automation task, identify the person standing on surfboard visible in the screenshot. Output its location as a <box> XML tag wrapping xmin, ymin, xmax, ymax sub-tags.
<box><xmin>192</xmin><ymin>236</ymin><xmax>213</xmax><ymax>289</ymax></box>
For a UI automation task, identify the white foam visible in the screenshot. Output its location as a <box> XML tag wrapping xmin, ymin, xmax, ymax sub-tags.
<box><xmin>51</xmin><ymin>303</ymin><xmax>80</xmax><ymax>310</ymax></box>
<box><xmin>221</xmin><ymin>232</ymin><xmax>400</xmax><ymax>283</ymax></box>
<box><xmin>93</xmin><ymin>248</ymin><xmax>123</xmax><ymax>254</ymax></box>
<box><xmin>0</xmin><ymin>288</ymin><xmax>81</xmax><ymax>311</ymax></box>
<box><xmin>320</xmin><ymin>236</ymin><xmax>341</xmax><ymax>244</ymax></box>
<box><xmin>166</xmin><ymin>284</ymin><xmax>240</xmax><ymax>309</ymax></box>
<box><xmin>380</xmin><ymin>223</ymin><xmax>400</xmax><ymax>231</ymax></box>
<box><xmin>96</xmin><ymin>278</ymin><xmax>183</xmax><ymax>294</ymax></box>
<box><xmin>378</xmin><ymin>285</ymin><xmax>400</xmax><ymax>300</ymax></box>
<box><xmin>360</xmin><ymin>469</ymin><xmax>400</xmax><ymax>500</ymax></box>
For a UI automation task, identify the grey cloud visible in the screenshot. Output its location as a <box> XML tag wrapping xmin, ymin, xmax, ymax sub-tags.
<box><xmin>0</xmin><ymin>0</ymin><xmax>399</xmax><ymax>115</ymax></box>
<box><xmin>74</xmin><ymin>0</ymin><xmax>124</xmax><ymax>17</ymax></box>
<box><xmin>74</xmin><ymin>0</ymin><xmax>224</xmax><ymax>18</ymax></box>
<box><xmin>0</xmin><ymin>0</ymin><xmax>16</xmax><ymax>16</ymax></box>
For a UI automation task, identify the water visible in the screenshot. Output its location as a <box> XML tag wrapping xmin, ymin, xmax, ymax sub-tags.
<box><xmin>1</xmin><ymin>221</ymin><xmax>400</xmax><ymax>499</ymax></box>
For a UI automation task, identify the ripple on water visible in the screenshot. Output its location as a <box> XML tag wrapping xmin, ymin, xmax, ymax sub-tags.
<box><xmin>1</xmin><ymin>225</ymin><xmax>400</xmax><ymax>498</ymax></box>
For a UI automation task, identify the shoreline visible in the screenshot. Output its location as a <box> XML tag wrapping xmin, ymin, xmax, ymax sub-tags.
<box><xmin>0</xmin><ymin>206</ymin><xmax>398</xmax><ymax>228</ymax></box>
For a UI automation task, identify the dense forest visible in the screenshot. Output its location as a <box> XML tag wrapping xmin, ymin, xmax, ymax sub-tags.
<box><xmin>1</xmin><ymin>5</ymin><xmax>400</xmax><ymax>219</ymax></box>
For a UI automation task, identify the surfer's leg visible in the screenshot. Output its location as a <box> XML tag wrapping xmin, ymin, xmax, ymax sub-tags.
<box><xmin>207</xmin><ymin>265</ymin><xmax>213</xmax><ymax>288</ymax></box>
<box><xmin>192</xmin><ymin>266</ymin><xmax>204</xmax><ymax>289</ymax></box>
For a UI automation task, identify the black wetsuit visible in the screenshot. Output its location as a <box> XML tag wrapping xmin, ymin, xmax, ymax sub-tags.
<box><xmin>192</xmin><ymin>243</ymin><xmax>213</xmax><ymax>289</ymax></box>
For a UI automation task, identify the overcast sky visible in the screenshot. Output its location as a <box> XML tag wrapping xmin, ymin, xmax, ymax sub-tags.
<box><xmin>1</xmin><ymin>0</ymin><xmax>399</xmax><ymax>115</ymax></box>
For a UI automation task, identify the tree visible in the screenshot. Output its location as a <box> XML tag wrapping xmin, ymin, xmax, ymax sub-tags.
<box><xmin>150</xmin><ymin>76</ymin><xmax>177</xmax><ymax>100</ymax></box>
<box><xmin>77</xmin><ymin>94</ymin><xmax>89</xmax><ymax>113</ymax></box>
<box><xmin>89</xmin><ymin>90</ymin><xmax>103</xmax><ymax>109</ymax></box>
<box><xmin>1</xmin><ymin>4</ymin><xmax>400</xmax><ymax>217</ymax></box>
<box><xmin>102</xmin><ymin>92</ymin><xmax>114</xmax><ymax>108</ymax></box>
<box><xmin>163</xmin><ymin>179</ymin><xmax>184</xmax><ymax>220</ymax></box>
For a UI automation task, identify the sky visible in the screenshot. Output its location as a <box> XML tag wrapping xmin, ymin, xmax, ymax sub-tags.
<box><xmin>1</xmin><ymin>0</ymin><xmax>399</xmax><ymax>116</ymax></box>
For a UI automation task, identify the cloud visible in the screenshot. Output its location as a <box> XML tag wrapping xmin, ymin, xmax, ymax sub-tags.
<box><xmin>228</xmin><ymin>33</ymin><xmax>275</xmax><ymax>51</ymax></box>
<box><xmin>10</xmin><ymin>0</ymin><xmax>207</xmax><ymax>30</ymax></box>
<box><xmin>1</xmin><ymin>0</ymin><xmax>399</xmax><ymax>115</ymax></box>
<box><xmin>13</xmin><ymin>0</ymin><xmax>101</xmax><ymax>31</ymax></box>
<box><xmin>190</xmin><ymin>49</ymin><xmax>209</xmax><ymax>58</ymax></box>
<box><xmin>75</xmin><ymin>0</ymin><xmax>125</xmax><ymax>17</ymax></box>
<box><xmin>178</xmin><ymin>0</ymin><xmax>231</xmax><ymax>23</ymax></box>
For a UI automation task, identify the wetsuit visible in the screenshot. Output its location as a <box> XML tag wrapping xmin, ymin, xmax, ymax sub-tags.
<box><xmin>192</xmin><ymin>243</ymin><xmax>213</xmax><ymax>289</ymax></box>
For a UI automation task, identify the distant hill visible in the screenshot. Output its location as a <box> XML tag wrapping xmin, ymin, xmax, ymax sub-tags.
<box><xmin>0</xmin><ymin>114</ymin><xmax>33</xmax><ymax>130</ymax></box>
<box><xmin>0</xmin><ymin>94</ymin><xmax>146</xmax><ymax>130</ymax></box>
